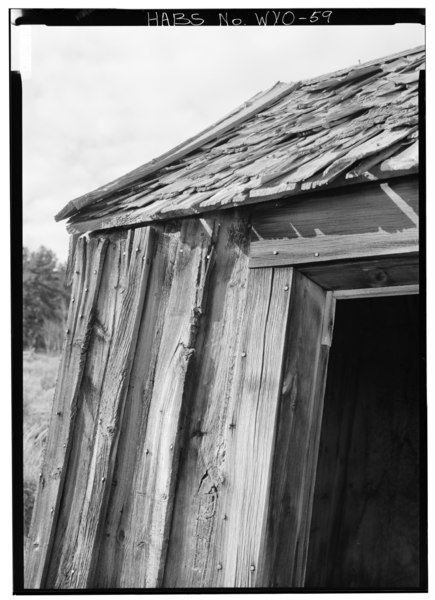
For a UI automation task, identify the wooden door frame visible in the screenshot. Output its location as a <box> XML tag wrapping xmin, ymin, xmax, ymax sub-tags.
<box><xmin>261</xmin><ymin>255</ymin><xmax>419</xmax><ymax>588</ymax></box>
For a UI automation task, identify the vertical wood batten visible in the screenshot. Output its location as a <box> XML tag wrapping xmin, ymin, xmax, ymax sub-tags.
<box><xmin>25</xmin><ymin>237</ymin><xmax>108</xmax><ymax>588</ymax></box>
<box><xmin>60</xmin><ymin>227</ymin><xmax>154</xmax><ymax>588</ymax></box>
<box><xmin>46</xmin><ymin>232</ymin><xmax>124</xmax><ymax>587</ymax></box>
<box><xmin>221</xmin><ymin>267</ymin><xmax>294</xmax><ymax>587</ymax></box>
<box><xmin>261</xmin><ymin>271</ymin><xmax>335</xmax><ymax>587</ymax></box>
<box><xmin>162</xmin><ymin>215</ymin><xmax>250</xmax><ymax>588</ymax></box>
<box><xmin>93</xmin><ymin>224</ymin><xmax>179</xmax><ymax>587</ymax></box>
<box><xmin>96</xmin><ymin>219</ymin><xmax>213</xmax><ymax>588</ymax></box>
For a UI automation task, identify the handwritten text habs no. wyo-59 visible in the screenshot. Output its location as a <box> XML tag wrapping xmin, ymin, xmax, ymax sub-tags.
<box><xmin>143</xmin><ymin>10</ymin><xmax>334</xmax><ymax>26</ymax></box>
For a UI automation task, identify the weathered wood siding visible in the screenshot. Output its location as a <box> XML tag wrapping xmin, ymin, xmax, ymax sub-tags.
<box><xmin>25</xmin><ymin>212</ymin><xmax>334</xmax><ymax>589</ymax></box>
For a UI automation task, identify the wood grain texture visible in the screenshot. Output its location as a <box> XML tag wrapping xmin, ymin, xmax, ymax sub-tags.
<box><xmin>260</xmin><ymin>270</ymin><xmax>335</xmax><ymax>587</ymax></box>
<box><xmin>25</xmin><ymin>237</ymin><xmax>108</xmax><ymax>588</ymax></box>
<box><xmin>249</xmin><ymin>228</ymin><xmax>418</xmax><ymax>269</ymax></box>
<box><xmin>218</xmin><ymin>267</ymin><xmax>293</xmax><ymax>587</ymax></box>
<box><xmin>93</xmin><ymin>223</ymin><xmax>180</xmax><ymax>588</ymax></box>
<box><xmin>306</xmin><ymin>296</ymin><xmax>420</xmax><ymax>589</ymax></box>
<box><xmin>298</xmin><ymin>254</ymin><xmax>419</xmax><ymax>291</ymax></box>
<box><xmin>251</xmin><ymin>176</ymin><xmax>419</xmax><ymax>241</ymax></box>
<box><xmin>94</xmin><ymin>219</ymin><xmax>214</xmax><ymax>588</ymax></box>
<box><xmin>162</xmin><ymin>214</ymin><xmax>250</xmax><ymax>588</ymax></box>
<box><xmin>47</xmin><ymin>228</ymin><xmax>154</xmax><ymax>589</ymax></box>
<box><xmin>45</xmin><ymin>233</ymin><xmax>124</xmax><ymax>588</ymax></box>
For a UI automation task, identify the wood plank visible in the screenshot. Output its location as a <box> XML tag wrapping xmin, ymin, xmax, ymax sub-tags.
<box><xmin>333</xmin><ymin>284</ymin><xmax>419</xmax><ymax>299</ymax></box>
<box><xmin>47</xmin><ymin>228</ymin><xmax>154</xmax><ymax>588</ymax></box>
<box><xmin>25</xmin><ymin>237</ymin><xmax>108</xmax><ymax>588</ymax></box>
<box><xmin>305</xmin><ymin>296</ymin><xmax>420</xmax><ymax>588</ymax></box>
<box><xmin>162</xmin><ymin>214</ymin><xmax>250</xmax><ymax>588</ymax></box>
<box><xmin>98</xmin><ymin>219</ymin><xmax>213</xmax><ymax>588</ymax></box>
<box><xmin>218</xmin><ymin>267</ymin><xmax>294</xmax><ymax>587</ymax></box>
<box><xmin>260</xmin><ymin>270</ymin><xmax>335</xmax><ymax>587</ymax></box>
<box><xmin>299</xmin><ymin>254</ymin><xmax>419</xmax><ymax>291</ymax></box>
<box><xmin>92</xmin><ymin>223</ymin><xmax>182</xmax><ymax>587</ymax></box>
<box><xmin>249</xmin><ymin>229</ymin><xmax>418</xmax><ymax>269</ymax></box>
<box><xmin>44</xmin><ymin>232</ymin><xmax>124</xmax><ymax>587</ymax></box>
<box><xmin>251</xmin><ymin>176</ymin><xmax>419</xmax><ymax>241</ymax></box>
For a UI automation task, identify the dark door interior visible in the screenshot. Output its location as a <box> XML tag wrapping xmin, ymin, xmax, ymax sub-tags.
<box><xmin>305</xmin><ymin>294</ymin><xmax>422</xmax><ymax>590</ymax></box>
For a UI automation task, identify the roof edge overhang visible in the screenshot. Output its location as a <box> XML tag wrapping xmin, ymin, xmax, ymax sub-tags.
<box><xmin>65</xmin><ymin>167</ymin><xmax>418</xmax><ymax>236</ymax></box>
<box><xmin>56</xmin><ymin>43</ymin><xmax>424</xmax><ymax>231</ymax></box>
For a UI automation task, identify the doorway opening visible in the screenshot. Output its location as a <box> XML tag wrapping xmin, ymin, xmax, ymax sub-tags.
<box><xmin>305</xmin><ymin>294</ymin><xmax>422</xmax><ymax>589</ymax></box>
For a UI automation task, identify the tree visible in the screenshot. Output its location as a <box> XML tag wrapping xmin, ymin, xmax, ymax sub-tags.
<box><xmin>23</xmin><ymin>246</ymin><xmax>70</xmax><ymax>352</ymax></box>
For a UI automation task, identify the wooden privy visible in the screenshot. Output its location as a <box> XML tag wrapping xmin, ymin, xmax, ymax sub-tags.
<box><xmin>25</xmin><ymin>46</ymin><xmax>425</xmax><ymax>590</ymax></box>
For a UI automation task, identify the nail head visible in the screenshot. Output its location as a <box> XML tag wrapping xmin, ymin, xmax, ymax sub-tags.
<box><xmin>284</xmin><ymin>285</ymin><xmax>289</xmax><ymax>291</ymax></box>
<box><xmin>314</xmin><ymin>252</ymin><xmax>319</xmax><ymax>257</ymax></box>
<box><xmin>273</xmin><ymin>250</ymin><xmax>279</xmax><ymax>255</ymax></box>
<box><xmin>250</xmin><ymin>564</ymin><xmax>256</xmax><ymax>572</ymax></box>
<box><xmin>217</xmin><ymin>563</ymin><xmax>222</xmax><ymax>571</ymax></box>
<box><xmin>241</xmin><ymin>351</ymin><xmax>246</xmax><ymax>358</ymax></box>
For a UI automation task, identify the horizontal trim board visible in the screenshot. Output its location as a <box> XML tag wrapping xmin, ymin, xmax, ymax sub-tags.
<box><xmin>333</xmin><ymin>284</ymin><xmax>419</xmax><ymax>299</ymax></box>
<box><xmin>298</xmin><ymin>253</ymin><xmax>419</xmax><ymax>291</ymax></box>
<box><xmin>249</xmin><ymin>229</ymin><xmax>418</xmax><ymax>269</ymax></box>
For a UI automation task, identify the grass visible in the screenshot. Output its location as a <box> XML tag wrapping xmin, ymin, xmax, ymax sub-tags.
<box><xmin>23</xmin><ymin>350</ymin><xmax>60</xmax><ymax>537</ymax></box>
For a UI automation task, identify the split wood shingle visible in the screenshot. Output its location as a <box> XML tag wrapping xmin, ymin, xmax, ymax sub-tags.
<box><xmin>57</xmin><ymin>45</ymin><xmax>423</xmax><ymax>234</ymax></box>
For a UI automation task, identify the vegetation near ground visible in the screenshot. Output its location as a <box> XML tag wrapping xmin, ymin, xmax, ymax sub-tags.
<box><xmin>23</xmin><ymin>350</ymin><xmax>60</xmax><ymax>536</ymax></box>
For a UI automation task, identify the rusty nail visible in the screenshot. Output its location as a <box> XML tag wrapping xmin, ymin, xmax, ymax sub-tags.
<box><xmin>136</xmin><ymin>247</ymin><xmax>140</xmax><ymax>252</ymax></box>
<box><xmin>273</xmin><ymin>250</ymin><xmax>279</xmax><ymax>255</ymax></box>
<box><xmin>66</xmin><ymin>329</ymin><xmax>70</xmax><ymax>334</ymax></box>
<box><xmin>145</xmin><ymin>449</ymin><xmax>149</xmax><ymax>455</ymax></box>
<box><xmin>39</xmin><ymin>472</ymin><xmax>43</xmax><ymax>479</ymax></box>
<box><xmin>102</xmin><ymin>477</ymin><xmax>106</xmax><ymax>482</ymax></box>
<box><xmin>222</xmin><ymin>514</ymin><xmax>227</xmax><ymax>520</ymax></box>
<box><xmin>72</xmin><ymin>297</ymin><xmax>75</xmax><ymax>303</ymax></box>
<box><xmin>229</xmin><ymin>423</ymin><xmax>235</xmax><ymax>430</ymax></box>
<box><xmin>217</xmin><ymin>563</ymin><xmax>223</xmax><ymax>571</ymax></box>
<box><xmin>80</xmin><ymin>314</ymin><xmax>84</xmax><ymax>319</ymax></box>
<box><xmin>284</xmin><ymin>285</ymin><xmax>289</xmax><ymax>291</ymax></box>
<box><xmin>56</xmin><ymin>411</ymin><xmax>62</xmax><ymax>416</ymax></box>
<box><xmin>314</xmin><ymin>252</ymin><xmax>319</xmax><ymax>257</ymax></box>
<box><xmin>93</xmin><ymin>269</ymin><xmax>97</xmax><ymax>274</ymax></box>
<box><xmin>75</xmin><ymin>270</ymin><xmax>79</xmax><ymax>274</ymax></box>
<box><xmin>241</xmin><ymin>351</ymin><xmax>246</xmax><ymax>358</ymax></box>
<box><xmin>250</xmin><ymin>564</ymin><xmax>255</xmax><ymax>572</ymax></box>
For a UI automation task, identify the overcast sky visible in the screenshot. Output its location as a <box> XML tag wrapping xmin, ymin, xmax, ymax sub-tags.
<box><xmin>15</xmin><ymin>20</ymin><xmax>424</xmax><ymax>262</ymax></box>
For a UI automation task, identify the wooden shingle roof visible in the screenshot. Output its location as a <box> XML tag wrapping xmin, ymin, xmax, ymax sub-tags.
<box><xmin>58</xmin><ymin>45</ymin><xmax>424</xmax><ymax>234</ymax></box>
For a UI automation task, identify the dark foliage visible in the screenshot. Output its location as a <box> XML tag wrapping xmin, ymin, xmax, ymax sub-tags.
<box><xmin>23</xmin><ymin>246</ymin><xmax>70</xmax><ymax>352</ymax></box>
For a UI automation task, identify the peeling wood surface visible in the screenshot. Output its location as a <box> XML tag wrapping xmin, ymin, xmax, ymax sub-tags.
<box><xmin>93</xmin><ymin>219</ymin><xmax>214</xmax><ymax>588</ymax></box>
<box><xmin>58</xmin><ymin>46</ymin><xmax>423</xmax><ymax>230</ymax></box>
<box><xmin>162</xmin><ymin>214</ymin><xmax>250</xmax><ymax>588</ymax></box>
<box><xmin>25</xmin><ymin>237</ymin><xmax>109</xmax><ymax>588</ymax></box>
<box><xmin>261</xmin><ymin>271</ymin><xmax>334</xmax><ymax>587</ymax></box>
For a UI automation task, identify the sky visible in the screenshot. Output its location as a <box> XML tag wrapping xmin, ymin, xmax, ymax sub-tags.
<box><xmin>14</xmin><ymin>18</ymin><xmax>424</xmax><ymax>262</ymax></box>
